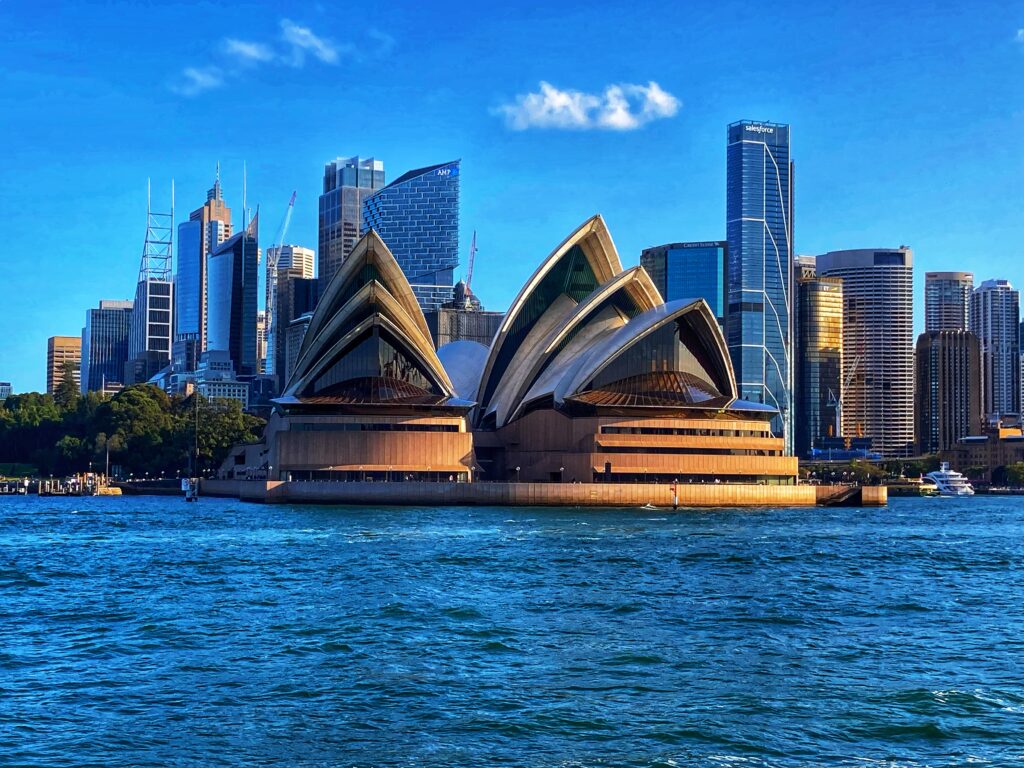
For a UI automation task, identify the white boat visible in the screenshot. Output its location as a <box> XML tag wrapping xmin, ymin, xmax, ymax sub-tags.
<box><xmin>921</xmin><ymin>463</ymin><xmax>974</xmax><ymax>497</ymax></box>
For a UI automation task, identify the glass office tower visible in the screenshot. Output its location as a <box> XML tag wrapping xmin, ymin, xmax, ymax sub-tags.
<box><xmin>640</xmin><ymin>241</ymin><xmax>727</xmax><ymax>325</ymax></box>
<box><xmin>176</xmin><ymin>219</ymin><xmax>203</xmax><ymax>343</ymax></box>
<box><xmin>726</xmin><ymin>120</ymin><xmax>793</xmax><ymax>452</ymax></box>
<box><xmin>362</xmin><ymin>160</ymin><xmax>460</xmax><ymax>313</ymax></box>
<box><xmin>794</xmin><ymin>271</ymin><xmax>843</xmax><ymax>457</ymax></box>
<box><xmin>319</xmin><ymin>157</ymin><xmax>385</xmax><ymax>284</ymax></box>
<box><xmin>207</xmin><ymin>215</ymin><xmax>259</xmax><ymax>377</ymax></box>
<box><xmin>80</xmin><ymin>300</ymin><xmax>134</xmax><ymax>393</ymax></box>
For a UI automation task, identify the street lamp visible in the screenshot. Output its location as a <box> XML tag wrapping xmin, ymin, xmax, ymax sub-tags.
<box><xmin>559</xmin><ymin>466</ymin><xmax>564</xmax><ymax>483</ymax></box>
<box><xmin>515</xmin><ymin>466</ymin><xmax>521</xmax><ymax>483</ymax></box>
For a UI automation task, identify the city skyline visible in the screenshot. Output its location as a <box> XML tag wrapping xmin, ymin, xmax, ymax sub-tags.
<box><xmin>3</xmin><ymin>2</ymin><xmax>1024</xmax><ymax>392</ymax></box>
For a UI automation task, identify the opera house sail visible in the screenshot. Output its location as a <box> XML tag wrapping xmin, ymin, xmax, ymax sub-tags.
<box><xmin>267</xmin><ymin>231</ymin><xmax>475</xmax><ymax>482</ymax></box>
<box><xmin>472</xmin><ymin>215</ymin><xmax>794</xmax><ymax>484</ymax></box>
<box><xmin>251</xmin><ymin>217</ymin><xmax>797</xmax><ymax>487</ymax></box>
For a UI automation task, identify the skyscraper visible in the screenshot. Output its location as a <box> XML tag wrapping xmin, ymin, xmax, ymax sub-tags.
<box><xmin>640</xmin><ymin>241</ymin><xmax>728</xmax><ymax>325</ymax></box>
<box><xmin>970</xmin><ymin>278</ymin><xmax>1020</xmax><ymax>420</ymax></box>
<box><xmin>915</xmin><ymin>330</ymin><xmax>981</xmax><ymax>454</ymax></box>
<box><xmin>46</xmin><ymin>335</ymin><xmax>82</xmax><ymax>394</ymax></box>
<box><xmin>816</xmin><ymin>248</ymin><xmax>914</xmax><ymax>457</ymax></box>
<box><xmin>272</xmin><ymin>269</ymin><xmax>317</xmax><ymax>384</ymax></box>
<box><xmin>127</xmin><ymin>183</ymin><xmax>174</xmax><ymax>384</ymax></box>
<box><xmin>178</xmin><ymin>172</ymin><xmax>232</xmax><ymax>352</ymax></box>
<box><xmin>725</xmin><ymin>121</ymin><xmax>793</xmax><ymax>451</ymax></box>
<box><xmin>207</xmin><ymin>214</ymin><xmax>259</xmax><ymax>377</ymax></box>
<box><xmin>127</xmin><ymin>279</ymin><xmax>173</xmax><ymax>383</ymax></box>
<box><xmin>925</xmin><ymin>271</ymin><xmax>973</xmax><ymax>332</ymax></box>
<box><xmin>794</xmin><ymin>266</ymin><xmax>843</xmax><ymax>457</ymax></box>
<box><xmin>265</xmin><ymin>244</ymin><xmax>315</xmax><ymax>379</ymax></box>
<box><xmin>362</xmin><ymin>160</ymin><xmax>460</xmax><ymax>313</ymax></box>
<box><xmin>81</xmin><ymin>300</ymin><xmax>133</xmax><ymax>393</ymax></box>
<box><xmin>256</xmin><ymin>310</ymin><xmax>268</xmax><ymax>374</ymax></box>
<box><xmin>319</xmin><ymin>157</ymin><xmax>385</xmax><ymax>283</ymax></box>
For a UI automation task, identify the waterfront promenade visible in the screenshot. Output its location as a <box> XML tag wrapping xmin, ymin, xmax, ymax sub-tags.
<box><xmin>203</xmin><ymin>479</ymin><xmax>887</xmax><ymax>507</ymax></box>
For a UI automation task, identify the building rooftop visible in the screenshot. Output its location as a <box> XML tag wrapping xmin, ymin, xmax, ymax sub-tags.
<box><xmin>383</xmin><ymin>160</ymin><xmax>459</xmax><ymax>190</ymax></box>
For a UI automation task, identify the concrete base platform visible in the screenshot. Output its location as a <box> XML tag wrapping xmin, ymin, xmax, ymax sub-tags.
<box><xmin>201</xmin><ymin>480</ymin><xmax>886</xmax><ymax>507</ymax></box>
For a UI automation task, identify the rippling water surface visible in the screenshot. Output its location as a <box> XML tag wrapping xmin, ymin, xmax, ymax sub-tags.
<box><xmin>2</xmin><ymin>496</ymin><xmax>1024</xmax><ymax>766</ymax></box>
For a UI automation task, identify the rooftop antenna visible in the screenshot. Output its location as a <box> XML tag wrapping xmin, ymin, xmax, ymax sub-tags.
<box><xmin>465</xmin><ymin>230</ymin><xmax>477</xmax><ymax>295</ymax></box>
<box><xmin>242</xmin><ymin>161</ymin><xmax>247</xmax><ymax>228</ymax></box>
<box><xmin>265</xmin><ymin>191</ymin><xmax>297</xmax><ymax>377</ymax></box>
<box><xmin>139</xmin><ymin>178</ymin><xmax>174</xmax><ymax>282</ymax></box>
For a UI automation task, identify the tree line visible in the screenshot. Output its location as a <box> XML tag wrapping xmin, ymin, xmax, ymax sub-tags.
<box><xmin>0</xmin><ymin>372</ymin><xmax>264</xmax><ymax>478</ymax></box>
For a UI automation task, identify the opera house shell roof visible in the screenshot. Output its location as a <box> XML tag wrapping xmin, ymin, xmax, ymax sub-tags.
<box><xmin>473</xmin><ymin>214</ymin><xmax>771</xmax><ymax>428</ymax></box>
<box><xmin>280</xmin><ymin>230</ymin><xmax>468</xmax><ymax>411</ymax></box>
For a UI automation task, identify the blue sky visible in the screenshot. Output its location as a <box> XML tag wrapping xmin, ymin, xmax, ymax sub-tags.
<box><xmin>1</xmin><ymin>0</ymin><xmax>1023</xmax><ymax>392</ymax></box>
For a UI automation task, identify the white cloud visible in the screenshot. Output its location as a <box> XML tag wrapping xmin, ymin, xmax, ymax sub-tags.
<box><xmin>172</xmin><ymin>66</ymin><xmax>225</xmax><ymax>96</ymax></box>
<box><xmin>171</xmin><ymin>19</ymin><xmax>383</xmax><ymax>96</ymax></box>
<box><xmin>280</xmin><ymin>19</ymin><xmax>340</xmax><ymax>65</ymax></box>
<box><xmin>496</xmin><ymin>81</ymin><xmax>680</xmax><ymax>131</ymax></box>
<box><xmin>224</xmin><ymin>39</ymin><xmax>276</xmax><ymax>64</ymax></box>
<box><xmin>1016</xmin><ymin>28</ymin><xmax>1024</xmax><ymax>43</ymax></box>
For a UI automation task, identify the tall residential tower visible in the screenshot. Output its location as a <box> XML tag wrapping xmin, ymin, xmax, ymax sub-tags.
<box><xmin>925</xmin><ymin>271</ymin><xmax>973</xmax><ymax>332</ymax></box>
<box><xmin>725</xmin><ymin>121</ymin><xmax>793</xmax><ymax>451</ymax></box>
<box><xmin>915</xmin><ymin>330</ymin><xmax>981</xmax><ymax>454</ymax></box>
<box><xmin>816</xmin><ymin>248</ymin><xmax>914</xmax><ymax>457</ymax></box>
<box><xmin>970</xmin><ymin>279</ymin><xmax>1020</xmax><ymax>420</ymax></box>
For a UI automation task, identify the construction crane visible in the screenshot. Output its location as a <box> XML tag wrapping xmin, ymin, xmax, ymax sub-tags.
<box><xmin>465</xmin><ymin>231</ymin><xmax>477</xmax><ymax>295</ymax></box>
<box><xmin>826</xmin><ymin>354</ymin><xmax>862</xmax><ymax>438</ymax></box>
<box><xmin>265</xmin><ymin>191</ymin><xmax>297</xmax><ymax>377</ymax></box>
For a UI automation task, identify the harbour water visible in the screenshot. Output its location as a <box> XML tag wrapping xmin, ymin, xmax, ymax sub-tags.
<box><xmin>2</xmin><ymin>496</ymin><xmax>1023</xmax><ymax>766</ymax></box>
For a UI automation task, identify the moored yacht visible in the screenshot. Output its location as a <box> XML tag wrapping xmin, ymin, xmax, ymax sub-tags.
<box><xmin>922</xmin><ymin>462</ymin><xmax>975</xmax><ymax>497</ymax></box>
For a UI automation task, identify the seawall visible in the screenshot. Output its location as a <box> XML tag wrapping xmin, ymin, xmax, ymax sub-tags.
<box><xmin>201</xmin><ymin>480</ymin><xmax>886</xmax><ymax>507</ymax></box>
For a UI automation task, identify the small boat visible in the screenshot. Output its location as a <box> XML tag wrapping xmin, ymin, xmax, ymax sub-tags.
<box><xmin>921</xmin><ymin>463</ymin><xmax>974</xmax><ymax>497</ymax></box>
<box><xmin>640</xmin><ymin>503</ymin><xmax>658</xmax><ymax>511</ymax></box>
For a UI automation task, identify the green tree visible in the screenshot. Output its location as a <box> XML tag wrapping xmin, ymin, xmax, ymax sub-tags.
<box><xmin>1005</xmin><ymin>462</ymin><xmax>1024</xmax><ymax>488</ymax></box>
<box><xmin>53</xmin><ymin>362</ymin><xmax>80</xmax><ymax>411</ymax></box>
<box><xmin>0</xmin><ymin>384</ymin><xmax>264</xmax><ymax>478</ymax></box>
<box><xmin>180</xmin><ymin>394</ymin><xmax>264</xmax><ymax>475</ymax></box>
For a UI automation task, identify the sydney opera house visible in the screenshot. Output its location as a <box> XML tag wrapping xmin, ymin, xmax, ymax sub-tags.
<box><xmin>251</xmin><ymin>215</ymin><xmax>798</xmax><ymax>487</ymax></box>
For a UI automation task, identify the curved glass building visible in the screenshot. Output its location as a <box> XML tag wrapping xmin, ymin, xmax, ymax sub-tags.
<box><xmin>726</xmin><ymin>120</ymin><xmax>793</xmax><ymax>453</ymax></box>
<box><xmin>206</xmin><ymin>215</ymin><xmax>259</xmax><ymax>377</ymax></box>
<box><xmin>361</xmin><ymin>160</ymin><xmax>459</xmax><ymax>313</ymax></box>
